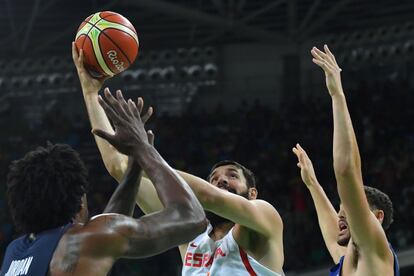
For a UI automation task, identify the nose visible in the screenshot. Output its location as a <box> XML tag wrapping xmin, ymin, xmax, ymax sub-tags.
<box><xmin>217</xmin><ymin>178</ymin><xmax>229</xmax><ymax>189</ymax></box>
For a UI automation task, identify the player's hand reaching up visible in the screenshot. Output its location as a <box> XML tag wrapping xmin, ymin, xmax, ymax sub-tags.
<box><xmin>92</xmin><ymin>88</ymin><xmax>153</xmax><ymax>155</ymax></box>
<box><xmin>311</xmin><ymin>44</ymin><xmax>344</xmax><ymax>97</ymax></box>
<box><xmin>72</xmin><ymin>42</ymin><xmax>109</xmax><ymax>95</ymax></box>
<box><xmin>292</xmin><ymin>144</ymin><xmax>319</xmax><ymax>188</ymax></box>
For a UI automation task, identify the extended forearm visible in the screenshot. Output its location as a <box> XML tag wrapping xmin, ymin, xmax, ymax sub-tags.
<box><xmin>104</xmin><ymin>160</ymin><xmax>142</xmax><ymax>216</ymax></box>
<box><xmin>332</xmin><ymin>93</ymin><xmax>361</xmax><ymax>176</ymax></box>
<box><xmin>83</xmin><ymin>93</ymin><xmax>127</xmax><ymax>181</ymax></box>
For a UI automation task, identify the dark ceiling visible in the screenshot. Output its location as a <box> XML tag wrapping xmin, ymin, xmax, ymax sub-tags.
<box><xmin>1</xmin><ymin>0</ymin><xmax>414</xmax><ymax>57</ymax></box>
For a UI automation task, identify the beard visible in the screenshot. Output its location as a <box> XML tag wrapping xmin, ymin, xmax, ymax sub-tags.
<box><xmin>205</xmin><ymin>211</ymin><xmax>232</xmax><ymax>227</ymax></box>
<box><xmin>206</xmin><ymin>188</ymin><xmax>249</xmax><ymax>227</ymax></box>
<box><xmin>337</xmin><ymin>233</ymin><xmax>351</xmax><ymax>246</ymax></box>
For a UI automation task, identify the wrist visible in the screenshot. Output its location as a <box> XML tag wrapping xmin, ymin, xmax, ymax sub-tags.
<box><xmin>83</xmin><ymin>88</ymin><xmax>100</xmax><ymax>96</ymax></box>
<box><xmin>330</xmin><ymin>90</ymin><xmax>345</xmax><ymax>100</ymax></box>
<box><xmin>132</xmin><ymin>144</ymin><xmax>165</xmax><ymax>176</ymax></box>
<box><xmin>306</xmin><ymin>178</ymin><xmax>320</xmax><ymax>189</ymax></box>
<box><xmin>132</xmin><ymin>143</ymin><xmax>156</xmax><ymax>164</ymax></box>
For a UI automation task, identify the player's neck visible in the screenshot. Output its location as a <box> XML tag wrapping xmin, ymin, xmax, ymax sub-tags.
<box><xmin>209</xmin><ymin>222</ymin><xmax>234</xmax><ymax>241</ymax></box>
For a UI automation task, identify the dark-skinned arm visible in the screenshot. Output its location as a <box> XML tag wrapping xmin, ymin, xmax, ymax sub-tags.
<box><xmin>103</xmin><ymin>157</ymin><xmax>142</xmax><ymax>216</ymax></box>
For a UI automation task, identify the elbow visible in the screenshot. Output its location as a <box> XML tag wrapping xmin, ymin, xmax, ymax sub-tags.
<box><xmin>189</xmin><ymin>216</ymin><xmax>208</xmax><ymax>239</ymax></box>
<box><xmin>184</xmin><ymin>208</ymin><xmax>208</xmax><ymax>237</ymax></box>
<box><xmin>177</xmin><ymin>206</ymin><xmax>208</xmax><ymax>239</ymax></box>
<box><xmin>333</xmin><ymin>156</ymin><xmax>356</xmax><ymax>178</ymax></box>
<box><xmin>334</xmin><ymin>160</ymin><xmax>359</xmax><ymax>179</ymax></box>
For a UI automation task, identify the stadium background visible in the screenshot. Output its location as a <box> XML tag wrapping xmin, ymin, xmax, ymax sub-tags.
<box><xmin>1</xmin><ymin>0</ymin><xmax>414</xmax><ymax>275</ymax></box>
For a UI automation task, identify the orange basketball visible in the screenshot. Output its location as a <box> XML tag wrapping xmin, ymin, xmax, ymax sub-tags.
<box><xmin>75</xmin><ymin>11</ymin><xmax>139</xmax><ymax>79</ymax></box>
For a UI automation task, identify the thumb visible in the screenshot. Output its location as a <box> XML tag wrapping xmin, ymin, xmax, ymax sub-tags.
<box><xmin>92</xmin><ymin>129</ymin><xmax>116</xmax><ymax>144</ymax></box>
<box><xmin>147</xmin><ymin>130</ymin><xmax>155</xmax><ymax>146</ymax></box>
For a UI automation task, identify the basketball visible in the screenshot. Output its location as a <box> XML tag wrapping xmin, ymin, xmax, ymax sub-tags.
<box><xmin>75</xmin><ymin>11</ymin><xmax>139</xmax><ymax>79</ymax></box>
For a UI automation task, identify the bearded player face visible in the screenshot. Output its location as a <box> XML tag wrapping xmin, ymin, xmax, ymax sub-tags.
<box><xmin>206</xmin><ymin>165</ymin><xmax>251</xmax><ymax>227</ymax></box>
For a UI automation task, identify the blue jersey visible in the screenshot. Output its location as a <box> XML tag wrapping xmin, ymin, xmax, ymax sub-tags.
<box><xmin>0</xmin><ymin>224</ymin><xmax>72</xmax><ymax>276</ymax></box>
<box><xmin>329</xmin><ymin>244</ymin><xmax>400</xmax><ymax>276</ymax></box>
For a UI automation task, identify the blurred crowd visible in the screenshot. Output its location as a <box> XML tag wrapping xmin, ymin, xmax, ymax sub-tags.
<box><xmin>1</xmin><ymin>76</ymin><xmax>414</xmax><ymax>274</ymax></box>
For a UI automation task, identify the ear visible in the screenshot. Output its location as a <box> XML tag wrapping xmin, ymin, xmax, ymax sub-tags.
<box><xmin>374</xmin><ymin>209</ymin><xmax>385</xmax><ymax>224</ymax></box>
<box><xmin>248</xmin><ymin>187</ymin><xmax>258</xmax><ymax>200</ymax></box>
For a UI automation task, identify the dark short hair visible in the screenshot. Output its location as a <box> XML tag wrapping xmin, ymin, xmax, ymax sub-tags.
<box><xmin>208</xmin><ymin>160</ymin><xmax>256</xmax><ymax>189</ymax></box>
<box><xmin>364</xmin><ymin>186</ymin><xmax>394</xmax><ymax>230</ymax></box>
<box><xmin>7</xmin><ymin>143</ymin><xmax>89</xmax><ymax>234</ymax></box>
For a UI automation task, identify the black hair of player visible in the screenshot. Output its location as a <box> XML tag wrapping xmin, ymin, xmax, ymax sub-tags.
<box><xmin>365</xmin><ymin>186</ymin><xmax>394</xmax><ymax>230</ymax></box>
<box><xmin>7</xmin><ymin>143</ymin><xmax>89</xmax><ymax>234</ymax></box>
<box><xmin>209</xmin><ymin>160</ymin><xmax>256</xmax><ymax>189</ymax></box>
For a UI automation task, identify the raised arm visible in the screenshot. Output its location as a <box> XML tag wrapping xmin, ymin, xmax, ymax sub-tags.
<box><xmin>73</xmin><ymin>42</ymin><xmax>163</xmax><ymax>215</ymax></box>
<box><xmin>72</xmin><ymin>42</ymin><xmax>128</xmax><ymax>180</ymax></box>
<box><xmin>311</xmin><ymin>45</ymin><xmax>390</xmax><ymax>256</ymax></box>
<box><xmin>86</xmin><ymin>88</ymin><xmax>207</xmax><ymax>258</ymax></box>
<box><xmin>292</xmin><ymin>144</ymin><xmax>345</xmax><ymax>263</ymax></box>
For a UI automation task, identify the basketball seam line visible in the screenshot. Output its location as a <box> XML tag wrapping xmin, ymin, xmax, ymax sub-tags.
<box><xmin>101</xmin><ymin>14</ymin><xmax>137</xmax><ymax>34</ymax></box>
<box><xmin>81</xmin><ymin>24</ymin><xmax>111</xmax><ymax>76</ymax></box>
<box><xmin>80</xmin><ymin>16</ymin><xmax>103</xmax><ymax>54</ymax></box>
<box><xmin>80</xmin><ymin>13</ymin><xmax>117</xmax><ymax>51</ymax></box>
<box><xmin>91</xmin><ymin>24</ymin><xmax>134</xmax><ymax>66</ymax></box>
<box><xmin>97</xmin><ymin>31</ymin><xmax>117</xmax><ymax>75</ymax></box>
<box><xmin>100</xmin><ymin>27</ymin><xmax>137</xmax><ymax>64</ymax></box>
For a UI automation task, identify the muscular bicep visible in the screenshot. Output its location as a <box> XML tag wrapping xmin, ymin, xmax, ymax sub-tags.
<box><xmin>84</xmin><ymin>211</ymin><xmax>202</xmax><ymax>259</ymax></box>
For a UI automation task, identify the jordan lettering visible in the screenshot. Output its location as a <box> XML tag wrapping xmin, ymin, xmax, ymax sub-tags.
<box><xmin>4</xmin><ymin>257</ymin><xmax>33</xmax><ymax>276</ymax></box>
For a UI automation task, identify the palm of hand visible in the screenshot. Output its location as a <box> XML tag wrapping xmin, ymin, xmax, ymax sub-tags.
<box><xmin>113</xmin><ymin>120</ymin><xmax>148</xmax><ymax>155</ymax></box>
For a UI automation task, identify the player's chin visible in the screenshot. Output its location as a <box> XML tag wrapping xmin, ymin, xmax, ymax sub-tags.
<box><xmin>337</xmin><ymin>231</ymin><xmax>350</xmax><ymax>246</ymax></box>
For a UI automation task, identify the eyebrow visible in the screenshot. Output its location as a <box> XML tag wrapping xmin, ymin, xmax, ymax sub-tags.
<box><xmin>209</xmin><ymin>167</ymin><xmax>239</xmax><ymax>180</ymax></box>
<box><xmin>227</xmin><ymin>168</ymin><xmax>239</xmax><ymax>174</ymax></box>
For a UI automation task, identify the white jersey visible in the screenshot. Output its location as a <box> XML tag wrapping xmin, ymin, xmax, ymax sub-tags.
<box><xmin>182</xmin><ymin>224</ymin><xmax>282</xmax><ymax>276</ymax></box>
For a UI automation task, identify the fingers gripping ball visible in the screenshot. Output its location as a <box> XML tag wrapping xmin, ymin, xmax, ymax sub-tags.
<box><xmin>75</xmin><ymin>11</ymin><xmax>139</xmax><ymax>79</ymax></box>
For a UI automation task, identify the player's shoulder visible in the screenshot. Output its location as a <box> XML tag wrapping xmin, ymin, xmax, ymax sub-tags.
<box><xmin>4</xmin><ymin>235</ymin><xmax>24</xmax><ymax>252</ymax></box>
<box><xmin>90</xmin><ymin>213</ymin><xmax>124</xmax><ymax>221</ymax></box>
<box><xmin>64</xmin><ymin>214</ymin><xmax>131</xmax><ymax>249</ymax></box>
<box><xmin>250</xmin><ymin>199</ymin><xmax>278</xmax><ymax>211</ymax></box>
<box><xmin>250</xmin><ymin>200</ymin><xmax>283</xmax><ymax>224</ymax></box>
<box><xmin>72</xmin><ymin>213</ymin><xmax>127</xmax><ymax>234</ymax></box>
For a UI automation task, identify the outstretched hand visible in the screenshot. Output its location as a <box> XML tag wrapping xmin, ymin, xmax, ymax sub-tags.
<box><xmin>72</xmin><ymin>42</ymin><xmax>109</xmax><ymax>94</ymax></box>
<box><xmin>311</xmin><ymin>44</ymin><xmax>344</xmax><ymax>97</ymax></box>
<box><xmin>92</xmin><ymin>88</ymin><xmax>154</xmax><ymax>155</ymax></box>
<box><xmin>292</xmin><ymin>144</ymin><xmax>319</xmax><ymax>188</ymax></box>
